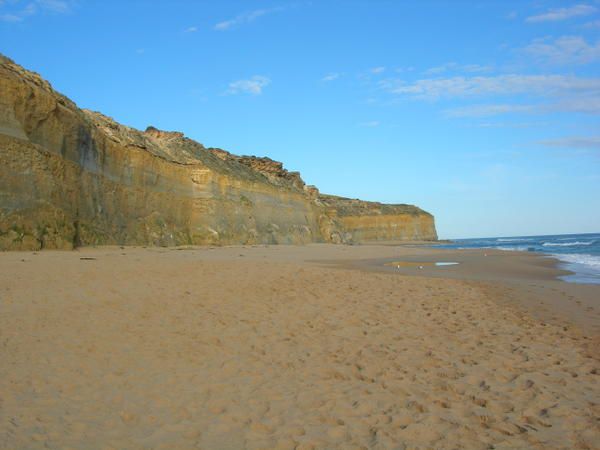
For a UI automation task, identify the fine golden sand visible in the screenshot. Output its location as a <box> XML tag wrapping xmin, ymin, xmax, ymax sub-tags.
<box><xmin>0</xmin><ymin>245</ymin><xmax>598</xmax><ymax>449</ymax></box>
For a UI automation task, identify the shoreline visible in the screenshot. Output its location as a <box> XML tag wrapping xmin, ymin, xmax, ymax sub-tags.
<box><xmin>324</xmin><ymin>247</ymin><xmax>600</xmax><ymax>338</ymax></box>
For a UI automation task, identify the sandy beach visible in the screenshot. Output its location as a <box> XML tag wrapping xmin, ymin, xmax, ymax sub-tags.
<box><xmin>0</xmin><ymin>244</ymin><xmax>598</xmax><ymax>449</ymax></box>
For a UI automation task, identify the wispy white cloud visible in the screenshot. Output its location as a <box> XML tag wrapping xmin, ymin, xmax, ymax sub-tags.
<box><xmin>445</xmin><ymin>97</ymin><xmax>600</xmax><ymax>117</ymax></box>
<box><xmin>522</xmin><ymin>35</ymin><xmax>600</xmax><ymax>65</ymax></box>
<box><xmin>0</xmin><ymin>12</ymin><xmax>21</xmax><ymax>21</ymax></box>
<box><xmin>462</xmin><ymin>64</ymin><xmax>493</xmax><ymax>73</ymax></box>
<box><xmin>424</xmin><ymin>62</ymin><xmax>457</xmax><ymax>75</ymax></box>
<box><xmin>582</xmin><ymin>19</ymin><xmax>600</xmax><ymax>29</ymax></box>
<box><xmin>321</xmin><ymin>72</ymin><xmax>340</xmax><ymax>82</ymax></box>
<box><xmin>227</xmin><ymin>76</ymin><xmax>271</xmax><ymax>95</ymax></box>
<box><xmin>423</xmin><ymin>62</ymin><xmax>492</xmax><ymax>75</ymax></box>
<box><xmin>37</xmin><ymin>0</ymin><xmax>69</xmax><ymax>13</ymax></box>
<box><xmin>553</xmin><ymin>95</ymin><xmax>600</xmax><ymax>114</ymax></box>
<box><xmin>382</xmin><ymin>73</ymin><xmax>600</xmax><ymax>116</ymax></box>
<box><xmin>184</xmin><ymin>26</ymin><xmax>198</xmax><ymax>33</ymax></box>
<box><xmin>381</xmin><ymin>74</ymin><xmax>600</xmax><ymax>101</ymax></box>
<box><xmin>473</xmin><ymin>121</ymin><xmax>548</xmax><ymax>129</ymax></box>
<box><xmin>526</xmin><ymin>4</ymin><xmax>597</xmax><ymax>23</ymax></box>
<box><xmin>370</xmin><ymin>66</ymin><xmax>385</xmax><ymax>74</ymax></box>
<box><xmin>214</xmin><ymin>7</ymin><xmax>283</xmax><ymax>31</ymax></box>
<box><xmin>537</xmin><ymin>136</ymin><xmax>600</xmax><ymax>150</ymax></box>
<box><xmin>536</xmin><ymin>136</ymin><xmax>600</xmax><ymax>157</ymax></box>
<box><xmin>357</xmin><ymin>66</ymin><xmax>387</xmax><ymax>80</ymax></box>
<box><xmin>446</xmin><ymin>98</ymin><xmax>600</xmax><ymax>117</ymax></box>
<box><xmin>444</xmin><ymin>104</ymin><xmax>536</xmax><ymax>118</ymax></box>
<box><xmin>0</xmin><ymin>0</ymin><xmax>71</xmax><ymax>22</ymax></box>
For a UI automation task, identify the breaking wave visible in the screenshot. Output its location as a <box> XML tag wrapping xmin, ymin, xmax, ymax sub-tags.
<box><xmin>543</xmin><ymin>241</ymin><xmax>594</xmax><ymax>247</ymax></box>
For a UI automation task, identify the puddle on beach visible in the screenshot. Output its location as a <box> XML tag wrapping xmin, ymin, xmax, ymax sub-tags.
<box><xmin>385</xmin><ymin>261</ymin><xmax>460</xmax><ymax>269</ymax></box>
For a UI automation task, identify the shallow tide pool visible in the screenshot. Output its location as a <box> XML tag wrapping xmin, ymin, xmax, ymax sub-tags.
<box><xmin>384</xmin><ymin>261</ymin><xmax>460</xmax><ymax>269</ymax></box>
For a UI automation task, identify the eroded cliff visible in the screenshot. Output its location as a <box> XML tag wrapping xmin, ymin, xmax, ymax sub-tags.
<box><xmin>0</xmin><ymin>54</ymin><xmax>437</xmax><ymax>250</ymax></box>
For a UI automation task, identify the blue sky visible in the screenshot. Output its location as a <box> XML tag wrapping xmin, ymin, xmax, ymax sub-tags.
<box><xmin>1</xmin><ymin>0</ymin><xmax>599</xmax><ymax>238</ymax></box>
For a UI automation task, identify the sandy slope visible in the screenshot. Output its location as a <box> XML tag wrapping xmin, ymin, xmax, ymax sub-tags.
<box><xmin>0</xmin><ymin>246</ymin><xmax>598</xmax><ymax>449</ymax></box>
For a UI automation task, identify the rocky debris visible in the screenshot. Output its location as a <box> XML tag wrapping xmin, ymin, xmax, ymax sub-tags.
<box><xmin>84</xmin><ymin>110</ymin><xmax>148</xmax><ymax>148</ymax></box>
<box><xmin>318</xmin><ymin>194</ymin><xmax>425</xmax><ymax>217</ymax></box>
<box><xmin>144</xmin><ymin>126</ymin><xmax>185</xmax><ymax>140</ymax></box>
<box><xmin>208</xmin><ymin>148</ymin><xmax>306</xmax><ymax>191</ymax></box>
<box><xmin>237</xmin><ymin>156</ymin><xmax>305</xmax><ymax>191</ymax></box>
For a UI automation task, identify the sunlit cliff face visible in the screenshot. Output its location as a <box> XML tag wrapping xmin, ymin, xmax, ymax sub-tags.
<box><xmin>0</xmin><ymin>54</ymin><xmax>437</xmax><ymax>250</ymax></box>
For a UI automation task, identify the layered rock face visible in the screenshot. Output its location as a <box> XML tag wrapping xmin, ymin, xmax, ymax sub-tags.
<box><xmin>0</xmin><ymin>55</ymin><xmax>437</xmax><ymax>250</ymax></box>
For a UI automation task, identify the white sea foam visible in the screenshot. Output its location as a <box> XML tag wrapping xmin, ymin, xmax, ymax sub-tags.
<box><xmin>497</xmin><ymin>246</ymin><xmax>529</xmax><ymax>251</ymax></box>
<box><xmin>555</xmin><ymin>253</ymin><xmax>600</xmax><ymax>268</ymax></box>
<box><xmin>542</xmin><ymin>241</ymin><xmax>594</xmax><ymax>247</ymax></box>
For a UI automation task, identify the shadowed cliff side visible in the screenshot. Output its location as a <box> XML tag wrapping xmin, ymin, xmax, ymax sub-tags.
<box><xmin>0</xmin><ymin>54</ymin><xmax>437</xmax><ymax>250</ymax></box>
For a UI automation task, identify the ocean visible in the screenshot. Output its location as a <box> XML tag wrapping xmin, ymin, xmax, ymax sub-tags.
<box><xmin>435</xmin><ymin>233</ymin><xmax>600</xmax><ymax>285</ymax></box>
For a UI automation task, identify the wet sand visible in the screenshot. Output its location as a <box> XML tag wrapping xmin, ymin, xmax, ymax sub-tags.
<box><xmin>0</xmin><ymin>244</ymin><xmax>598</xmax><ymax>449</ymax></box>
<box><xmin>339</xmin><ymin>247</ymin><xmax>600</xmax><ymax>337</ymax></box>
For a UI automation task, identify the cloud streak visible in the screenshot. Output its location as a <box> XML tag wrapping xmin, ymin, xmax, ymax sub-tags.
<box><xmin>444</xmin><ymin>97</ymin><xmax>600</xmax><ymax>117</ymax></box>
<box><xmin>537</xmin><ymin>136</ymin><xmax>600</xmax><ymax>157</ymax></box>
<box><xmin>227</xmin><ymin>76</ymin><xmax>271</xmax><ymax>95</ymax></box>
<box><xmin>553</xmin><ymin>95</ymin><xmax>600</xmax><ymax>114</ymax></box>
<box><xmin>37</xmin><ymin>0</ymin><xmax>69</xmax><ymax>13</ymax></box>
<box><xmin>214</xmin><ymin>7</ymin><xmax>283</xmax><ymax>31</ymax></box>
<box><xmin>537</xmin><ymin>136</ymin><xmax>600</xmax><ymax>149</ymax></box>
<box><xmin>382</xmin><ymin>73</ymin><xmax>600</xmax><ymax>116</ymax></box>
<box><xmin>381</xmin><ymin>74</ymin><xmax>600</xmax><ymax>101</ymax></box>
<box><xmin>526</xmin><ymin>4</ymin><xmax>597</xmax><ymax>23</ymax></box>
<box><xmin>582</xmin><ymin>19</ymin><xmax>600</xmax><ymax>29</ymax></box>
<box><xmin>423</xmin><ymin>62</ymin><xmax>492</xmax><ymax>75</ymax></box>
<box><xmin>321</xmin><ymin>73</ymin><xmax>340</xmax><ymax>82</ymax></box>
<box><xmin>444</xmin><ymin>104</ymin><xmax>536</xmax><ymax>118</ymax></box>
<box><xmin>522</xmin><ymin>35</ymin><xmax>600</xmax><ymax>65</ymax></box>
<box><xmin>0</xmin><ymin>0</ymin><xmax>71</xmax><ymax>22</ymax></box>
